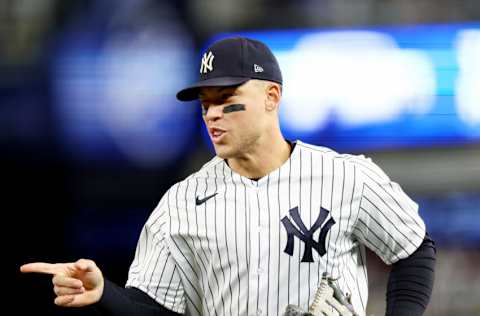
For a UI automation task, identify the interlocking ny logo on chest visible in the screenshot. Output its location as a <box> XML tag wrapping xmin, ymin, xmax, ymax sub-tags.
<box><xmin>281</xmin><ymin>206</ymin><xmax>336</xmax><ymax>262</ymax></box>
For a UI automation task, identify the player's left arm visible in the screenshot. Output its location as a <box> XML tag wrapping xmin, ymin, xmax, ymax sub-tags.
<box><xmin>386</xmin><ymin>232</ymin><xmax>436</xmax><ymax>316</ymax></box>
<box><xmin>351</xmin><ymin>156</ymin><xmax>435</xmax><ymax>316</ymax></box>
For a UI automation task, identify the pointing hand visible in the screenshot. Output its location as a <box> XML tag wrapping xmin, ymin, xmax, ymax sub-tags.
<box><xmin>20</xmin><ymin>259</ymin><xmax>104</xmax><ymax>307</ymax></box>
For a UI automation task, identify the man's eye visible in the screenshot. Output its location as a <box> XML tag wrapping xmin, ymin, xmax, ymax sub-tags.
<box><xmin>221</xmin><ymin>94</ymin><xmax>233</xmax><ymax>100</ymax></box>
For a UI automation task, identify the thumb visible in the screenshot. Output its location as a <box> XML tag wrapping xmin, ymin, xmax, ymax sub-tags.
<box><xmin>72</xmin><ymin>259</ymin><xmax>104</xmax><ymax>295</ymax></box>
<box><xmin>74</xmin><ymin>259</ymin><xmax>97</xmax><ymax>272</ymax></box>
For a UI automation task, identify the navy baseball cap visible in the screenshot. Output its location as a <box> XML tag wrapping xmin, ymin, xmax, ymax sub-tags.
<box><xmin>176</xmin><ymin>37</ymin><xmax>283</xmax><ymax>101</ymax></box>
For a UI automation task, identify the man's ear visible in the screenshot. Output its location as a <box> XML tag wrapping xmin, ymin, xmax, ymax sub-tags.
<box><xmin>265</xmin><ymin>83</ymin><xmax>281</xmax><ymax>112</ymax></box>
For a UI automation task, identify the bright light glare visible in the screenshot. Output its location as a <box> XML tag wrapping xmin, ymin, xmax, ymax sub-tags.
<box><xmin>100</xmin><ymin>32</ymin><xmax>194</xmax><ymax>166</ymax></box>
<box><xmin>54</xmin><ymin>29</ymin><xmax>196</xmax><ymax>167</ymax></box>
<box><xmin>455</xmin><ymin>29</ymin><xmax>480</xmax><ymax>126</ymax></box>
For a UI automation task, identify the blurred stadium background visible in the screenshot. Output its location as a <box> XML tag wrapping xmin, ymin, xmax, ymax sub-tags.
<box><xmin>5</xmin><ymin>0</ymin><xmax>479</xmax><ymax>315</ymax></box>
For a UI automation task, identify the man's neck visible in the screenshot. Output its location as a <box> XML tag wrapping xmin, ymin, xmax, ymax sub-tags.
<box><xmin>227</xmin><ymin>136</ymin><xmax>292</xmax><ymax>180</ymax></box>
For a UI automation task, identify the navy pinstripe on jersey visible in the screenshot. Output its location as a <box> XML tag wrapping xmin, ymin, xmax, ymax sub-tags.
<box><xmin>126</xmin><ymin>140</ymin><xmax>425</xmax><ymax>316</ymax></box>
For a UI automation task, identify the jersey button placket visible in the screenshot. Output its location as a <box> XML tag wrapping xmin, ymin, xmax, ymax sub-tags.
<box><xmin>256</xmin><ymin>183</ymin><xmax>270</xmax><ymax>316</ymax></box>
<box><xmin>248</xmin><ymin>183</ymin><xmax>260</xmax><ymax>316</ymax></box>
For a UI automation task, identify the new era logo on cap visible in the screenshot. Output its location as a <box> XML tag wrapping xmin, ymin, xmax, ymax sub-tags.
<box><xmin>254</xmin><ymin>64</ymin><xmax>264</xmax><ymax>73</ymax></box>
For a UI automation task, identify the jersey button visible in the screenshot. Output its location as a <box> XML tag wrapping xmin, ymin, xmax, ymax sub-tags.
<box><xmin>257</xmin><ymin>309</ymin><xmax>263</xmax><ymax>315</ymax></box>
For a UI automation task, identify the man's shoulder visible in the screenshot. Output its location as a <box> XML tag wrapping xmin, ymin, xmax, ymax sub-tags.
<box><xmin>169</xmin><ymin>156</ymin><xmax>224</xmax><ymax>190</ymax></box>
<box><xmin>295</xmin><ymin>140</ymin><xmax>354</xmax><ymax>161</ymax></box>
<box><xmin>152</xmin><ymin>156</ymin><xmax>223</xmax><ymax>212</ymax></box>
<box><xmin>295</xmin><ymin>140</ymin><xmax>335</xmax><ymax>154</ymax></box>
<box><xmin>296</xmin><ymin>140</ymin><xmax>387</xmax><ymax>176</ymax></box>
<box><xmin>187</xmin><ymin>155</ymin><xmax>225</xmax><ymax>179</ymax></box>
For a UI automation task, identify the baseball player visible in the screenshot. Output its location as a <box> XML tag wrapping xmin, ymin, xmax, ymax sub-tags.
<box><xmin>21</xmin><ymin>37</ymin><xmax>436</xmax><ymax>316</ymax></box>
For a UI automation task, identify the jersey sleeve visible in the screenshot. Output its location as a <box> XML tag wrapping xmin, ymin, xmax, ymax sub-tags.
<box><xmin>351</xmin><ymin>156</ymin><xmax>426</xmax><ymax>265</ymax></box>
<box><xmin>126</xmin><ymin>196</ymin><xmax>186</xmax><ymax>314</ymax></box>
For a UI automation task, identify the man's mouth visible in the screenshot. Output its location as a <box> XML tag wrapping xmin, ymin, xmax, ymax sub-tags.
<box><xmin>209</xmin><ymin>127</ymin><xmax>226</xmax><ymax>143</ymax></box>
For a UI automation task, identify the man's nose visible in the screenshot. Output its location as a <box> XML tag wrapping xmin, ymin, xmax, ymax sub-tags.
<box><xmin>205</xmin><ymin>105</ymin><xmax>224</xmax><ymax>121</ymax></box>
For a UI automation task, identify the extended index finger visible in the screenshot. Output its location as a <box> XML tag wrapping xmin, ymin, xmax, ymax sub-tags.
<box><xmin>20</xmin><ymin>262</ymin><xmax>63</xmax><ymax>275</ymax></box>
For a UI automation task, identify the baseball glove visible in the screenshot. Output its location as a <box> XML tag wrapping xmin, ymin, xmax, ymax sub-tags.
<box><xmin>283</xmin><ymin>273</ymin><xmax>358</xmax><ymax>316</ymax></box>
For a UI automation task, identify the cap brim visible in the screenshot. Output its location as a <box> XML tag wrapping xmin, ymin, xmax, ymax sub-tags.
<box><xmin>176</xmin><ymin>77</ymin><xmax>250</xmax><ymax>101</ymax></box>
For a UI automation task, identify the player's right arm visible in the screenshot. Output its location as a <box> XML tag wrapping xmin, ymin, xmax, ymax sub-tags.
<box><xmin>20</xmin><ymin>190</ymin><xmax>185</xmax><ymax>315</ymax></box>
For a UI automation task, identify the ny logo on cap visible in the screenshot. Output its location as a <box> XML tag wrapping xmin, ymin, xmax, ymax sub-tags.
<box><xmin>200</xmin><ymin>51</ymin><xmax>215</xmax><ymax>74</ymax></box>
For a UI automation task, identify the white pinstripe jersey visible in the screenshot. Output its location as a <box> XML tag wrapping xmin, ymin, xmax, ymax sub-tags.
<box><xmin>126</xmin><ymin>140</ymin><xmax>426</xmax><ymax>316</ymax></box>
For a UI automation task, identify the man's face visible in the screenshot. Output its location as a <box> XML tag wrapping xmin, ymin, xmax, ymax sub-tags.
<box><xmin>199</xmin><ymin>80</ymin><xmax>268</xmax><ymax>159</ymax></box>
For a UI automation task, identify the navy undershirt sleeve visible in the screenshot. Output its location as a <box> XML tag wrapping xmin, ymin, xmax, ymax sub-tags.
<box><xmin>92</xmin><ymin>279</ymin><xmax>182</xmax><ymax>316</ymax></box>
<box><xmin>386</xmin><ymin>232</ymin><xmax>436</xmax><ymax>316</ymax></box>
